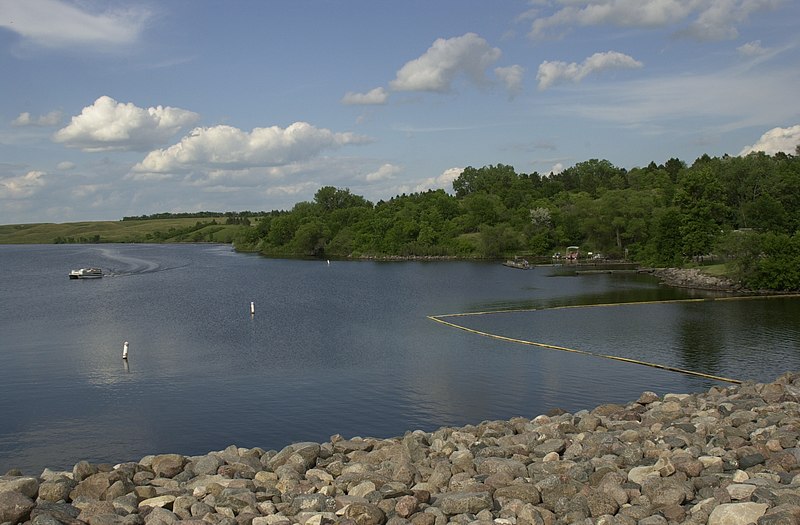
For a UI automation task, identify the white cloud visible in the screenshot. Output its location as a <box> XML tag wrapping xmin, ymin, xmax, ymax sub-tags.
<box><xmin>413</xmin><ymin>167</ymin><xmax>463</xmax><ymax>192</ymax></box>
<box><xmin>390</xmin><ymin>33</ymin><xmax>502</xmax><ymax>92</ymax></box>
<box><xmin>495</xmin><ymin>65</ymin><xmax>525</xmax><ymax>96</ymax></box>
<box><xmin>366</xmin><ymin>163</ymin><xmax>402</xmax><ymax>182</ymax></box>
<box><xmin>548</xmin><ymin>163</ymin><xmax>565</xmax><ymax>176</ymax></box>
<box><xmin>132</xmin><ymin>122</ymin><xmax>372</xmax><ymax>174</ymax></box>
<box><xmin>738</xmin><ymin>125</ymin><xmax>800</xmax><ymax>156</ymax></box>
<box><xmin>682</xmin><ymin>0</ymin><xmax>783</xmax><ymax>40</ymax></box>
<box><xmin>341</xmin><ymin>87</ymin><xmax>389</xmax><ymax>105</ymax></box>
<box><xmin>0</xmin><ymin>170</ymin><xmax>46</xmax><ymax>199</ymax></box>
<box><xmin>738</xmin><ymin>40</ymin><xmax>769</xmax><ymax>56</ymax></box>
<box><xmin>56</xmin><ymin>161</ymin><xmax>76</xmax><ymax>171</ymax></box>
<box><xmin>537</xmin><ymin>51</ymin><xmax>643</xmax><ymax>90</ymax></box>
<box><xmin>54</xmin><ymin>96</ymin><xmax>200</xmax><ymax>152</ymax></box>
<box><xmin>528</xmin><ymin>0</ymin><xmax>781</xmax><ymax>41</ymax></box>
<box><xmin>12</xmin><ymin>110</ymin><xmax>63</xmax><ymax>127</ymax></box>
<box><xmin>0</xmin><ymin>0</ymin><xmax>150</xmax><ymax>48</ymax></box>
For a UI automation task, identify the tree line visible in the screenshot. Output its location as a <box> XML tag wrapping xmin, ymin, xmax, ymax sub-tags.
<box><xmin>231</xmin><ymin>150</ymin><xmax>800</xmax><ymax>290</ymax></box>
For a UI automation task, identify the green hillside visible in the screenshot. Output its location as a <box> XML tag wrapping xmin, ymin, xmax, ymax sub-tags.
<box><xmin>0</xmin><ymin>218</ymin><xmax>245</xmax><ymax>244</ymax></box>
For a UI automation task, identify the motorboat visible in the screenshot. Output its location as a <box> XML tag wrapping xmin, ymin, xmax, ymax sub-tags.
<box><xmin>503</xmin><ymin>258</ymin><xmax>531</xmax><ymax>270</ymax></box>
<box><xmin>69</xmin><ymin>267</ymin><xmax>103</xmax><ymax>279</ymax></box>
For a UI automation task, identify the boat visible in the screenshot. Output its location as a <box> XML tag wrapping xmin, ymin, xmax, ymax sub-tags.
<box><xmin>69</xmin><ymin>267</ymin><xmax>103</xmax><ymax>279</ymax></box>
<box><xmin>503</xmin><ymin>258</ymin><xmax>531</xmax><ymax>270</ymax></box>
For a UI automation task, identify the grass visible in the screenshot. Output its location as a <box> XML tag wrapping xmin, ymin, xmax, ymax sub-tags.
<box><xmin>0</xmin><ymin>218</ymin><xmax>246</xmax><ymax>244</ymax></box>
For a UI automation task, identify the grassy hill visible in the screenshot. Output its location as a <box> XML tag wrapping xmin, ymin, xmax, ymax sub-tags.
<box><xmin>0</xmin><ymin>218</ymin><xmax>246</xmax><ymax>244</ymax></box>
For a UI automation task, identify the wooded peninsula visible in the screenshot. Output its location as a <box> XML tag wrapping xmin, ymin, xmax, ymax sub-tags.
<box><xmin>2</xmin><ymin>151</ymin><xmax>799</xmax><ymax>291</ymax></box>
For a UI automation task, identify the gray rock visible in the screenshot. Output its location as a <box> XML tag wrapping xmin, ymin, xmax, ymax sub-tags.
<box><xmin>641</xmin><ymin>477</ymin><xmax>691</xmax><ymax>507</ymax></box>
<box><xmin>342</xmin><ymin>502</ymin><xmax>386</xmax><ymax>525</ymax></box>
<box><xmin>73</xmin><ymin>460</ymin><xmax>97</xmax><ymax>482</ymax></box>
<box><xmin>0</xmin><ymin>491</ymin><xmax>35</xmax><ymax>524</ymax></box>
<box><xmin>708</xmin><ymin>502</ymin><xmax>769</xmax><ymax>525</ymax></box>
<box><xmin>584</xmin><ymin>489</ymin><xmax>619</xmax><ymax>518</ymax></box>
<box><xmin>38</xmin><ymin>478</ymin><xmax>77</xmax><ymax>502</ymax></box>
<box><xmin>493</xmin><ymin>484</ymin><xmax>541</xmax><ymax>505</ymax></box>
<box><xmin>433</xmin><ymin>492</ymin><xmax>493</xmax><ymax>515</ymax></box>
<box><xmin>0</xmin><ymin>476</ymin><xmax>40</xmax><ymax>498</ymax></box>
<box><xmin>150</xmin><ymin>454</ymin><xmax>186</xmax><ymax>478</ymax></box>
<box><xmin>475</xmin><ymin>458</ymin><xmax>527</xmax><ymax>479</ymax></box>
<box><xmin>192</xmin><ymin>455</ymin><xmax>224</xmax><ymax>476</ymax></box>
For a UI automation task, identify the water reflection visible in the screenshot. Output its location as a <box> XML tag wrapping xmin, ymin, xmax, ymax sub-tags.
<box><xmin>676</xmin><ymin>303</ymin><xmax>725</xmax><ymax>376</ymax></box>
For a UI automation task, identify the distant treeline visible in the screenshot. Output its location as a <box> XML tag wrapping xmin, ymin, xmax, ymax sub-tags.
<box><xmin>228</xmin><ymin>150</ymin><xmax>800</xmax><ymax>290</ymax></box>
<box><xmin>123</xmin><ymin>211</ymin><xmax>265</xmax><ymax>224</ymax></box>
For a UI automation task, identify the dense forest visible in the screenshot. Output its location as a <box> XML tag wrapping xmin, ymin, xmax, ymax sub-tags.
<box><xmin>232</xmin><ymin>150</ymin><xmax>800</xmax><ymax>290</ymax></box>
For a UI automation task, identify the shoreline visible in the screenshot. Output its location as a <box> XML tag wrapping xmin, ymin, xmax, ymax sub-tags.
<box><xmin>3</xmin><ymin>374</ymin><xmax>800</xmax><ymax>525</ymax></box>
<box><xmin>649</xmin><ymin>267</ymin><xmax>744</xmax><ymax>293</ymax></box>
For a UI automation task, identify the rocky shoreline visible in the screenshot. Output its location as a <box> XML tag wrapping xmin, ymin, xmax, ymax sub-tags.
<box><xmin>650</xmin><ymin>268</ymin><xmax>743</xmax><ymax>293</ymax></box>
<box><xmin>4</xmin><ymin>375</ymin><xmax>800</xmax><ymax>525</ymax></box>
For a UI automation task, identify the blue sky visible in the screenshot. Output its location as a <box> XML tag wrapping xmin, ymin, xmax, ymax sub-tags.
<box><xmin>1</xmin><ymin>0</ymin><xmax>798</xmax><ymax>224</ymax></box>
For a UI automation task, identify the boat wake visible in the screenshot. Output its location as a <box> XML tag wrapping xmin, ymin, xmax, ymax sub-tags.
<box><xmin>92</xmin><ymin>247</ymin><xmax>189</xmax><ymax>276</ymax></box>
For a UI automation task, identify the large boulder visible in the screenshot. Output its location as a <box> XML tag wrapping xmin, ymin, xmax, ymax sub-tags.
<box><xmin>0</xmin><ymin>491</ymin><xmax>35</xmax><ymax>524</ymax></box>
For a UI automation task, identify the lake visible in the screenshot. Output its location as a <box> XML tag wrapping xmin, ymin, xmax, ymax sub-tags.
<box><xmin>1</xmin><ymin>243</ymin><xmax>799</xmax><ymax>474</ymax></box>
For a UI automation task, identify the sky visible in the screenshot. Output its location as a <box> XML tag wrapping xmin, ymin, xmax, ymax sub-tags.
<box><xmin>1</xmin><ymin>0</ymin><xmax>799</xmax><ymax>224</ymax></box>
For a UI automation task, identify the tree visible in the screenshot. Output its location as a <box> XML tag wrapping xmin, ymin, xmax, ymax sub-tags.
<box><xmin>314</xmin><ymin>186</ymin><xmax>371</xmax><ymax>212</ymax></box>
<box><xmin>452</xmin><ymin>164</ymin><xmax>518</xmax><ymax>199</ymax></box>
<box><xmin>675</xmin><ymin>165</ymin><xmax>730</xmax><ymax>259</ymax></box>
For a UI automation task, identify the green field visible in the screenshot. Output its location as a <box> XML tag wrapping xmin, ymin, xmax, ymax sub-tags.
<box><xmin>0</xmin><ymin>218</ymin><xmax>246</xmax><ymax>244</ymax></box>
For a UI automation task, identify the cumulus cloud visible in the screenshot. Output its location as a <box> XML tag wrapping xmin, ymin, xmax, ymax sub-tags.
<box><xmin>536</xmin><ymin>51</ymin><xmax>643</xmax><ymax>90</ymax></box>
<box><xmin>548</xmin><ymin>163</ymin><xmax>566</xmax><ymax>176</ymax></box>
<box><xmin>738</xmin><ymin>40</ymin><xmax>769</xmax><ymax>56</ymax></box>
<box><xmin>414</xmin><ymin>167</ymin><xmax>463</xmax><ymax>193</ymax></box>
<box><xmin>495</xmin><ymin>65</ymin><xmax>525</xmax><ymax>96</ymax></box>
<box><xmin>12</xmin><ymin>110</ymin><xmax>63</xmax><ymax>127</ymax></box>
<box><xmin>366</xmin><ymin>163</ymin><xmax>402</xmax><ymax>182</ymax></box>
<box><xmin>341</xmin><ymin>87</ymin><xmax>389</xmax><ymax>105</ymax></box>
<box><xmin>390</xmin><ymin>33</ymin><xmax>502</xmax><ymax>92</ymax></box>
<box><xmin>528</xmin><ymin>0</ymin><xmax>781</xmax><ymax>41</ymax></box>
<box><xmin>0</xmin><ymin>0</ymin><xmax>150</xmax><ymax>48</ymax></box>
<box><xmin>132</xmin><ymin>122</ymin><xmax>372</xmax><ymax>174</ymax></box>
<box><xmin>0</xmin><ymin>170</ymin><xmax>46</xmax><ymax>199</ymax></box>
<box><xmin>54</xmin><ymin>96</ymin><xmax>200</xmax><ymax>152</ymax></box>
<box><xmin>739</xmin><ymin>125</ymin><xmax>800</xmax><ymax>156</ymax></box>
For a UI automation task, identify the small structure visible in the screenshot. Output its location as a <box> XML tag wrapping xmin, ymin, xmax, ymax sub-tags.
<box><xmin>566</xmin><ymin>246</ymin><xmax>580</xmax><ymax>261</ymax></box>
<box><xmin>503</xmin><ymin>257</ymin><xmax>531</xmax><ymax>270</ymax></box>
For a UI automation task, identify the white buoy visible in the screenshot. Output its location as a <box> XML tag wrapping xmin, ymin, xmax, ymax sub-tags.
<box><xmin>327</xmin><ymin>260</ymin><xmax>330</xmax><ymax>266</ymax></box>
<box><xmin>122</xmin><ymin>341</ymin><xmax>129</xmax><ymax>360</ymax></box>
<box><xmin>250</xmin><ymin>301</ymin><xmax>255</xmax><ymax>315</ymax></box>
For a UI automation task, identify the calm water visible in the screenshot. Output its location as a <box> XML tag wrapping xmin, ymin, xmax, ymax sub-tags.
<box><xmin>1</xmin><ymin>244</ymin><xmax>799</xmax><ymax>474</ymax></box>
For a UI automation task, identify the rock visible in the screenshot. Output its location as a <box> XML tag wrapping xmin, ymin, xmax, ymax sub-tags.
<box><xmin>139</xmin><ymin>495</ymin><xmax>177</xmax><ymax>509</ymax></box>
<box><xmin>641</xmin><ymin>477</ymin><xmax>690</xmax><ymax>507</ymax></box>
<box><xmin>70</xmin><ymin>472</ymin><xmax>114</xmax><ymax>501</ymax></box>
<box><xmin>726</xmin><ymin>483</ymin><xmax>757</xmax><ymax>500</ymax></box>
<box><xmin>394</xmin><ymin>495</ymin><xmax>418</xmax><ymax>518</ymax></box>
<box><xmin>73</xmin><ymin>460</ymin><xmax>97</xmax><ymax>482</ymax></box>
<box><xmin>342</xmin><ymin>502</ymin><xmax>386</xmax><ymax>525</ymax></box>
<box><xmin>493</xmin><ymin>484</ymin><xmax>541</xmax><ymax>505</ymax></box>
<box><xmin>0</xmin><ymin>476</ymin><xmax>40</xmax><ymax>498</ymax></box>
<box><xmin>192</xmin><ymin>455</ymin><xmax>224</xmax><ymax>476</ymax></box>
<box><xmin>0</xmin><ymin>491</ymin><xmax>35</xmax><ymax>524</ymax></box>
<box><xmin>708</xmin><ymin>502</ymin><xmax>769</xmax><ymax>525</ymax></box>
<box><xmin>150</xmin><ymin>454</ymin><xmax>186</xmax><ymax>478</ymax></box>
<box><xmin>583</xmin><ymin>489</ymin><xmax>618</xmax><ymax>518</ymax></box>
<box><xmin>627</xmin><ymin>465</ymin><xmax>660</xmax><ymax>485</ymax></box>
<box><xmin>433</xmin><ymin>492</ymin><xmax>493</xmax><ymax>515</ymax></box>
<box><xmin>37</xmin><ymin>478</ymin><xmax>76</xmax><ymax>502</ymax></box>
